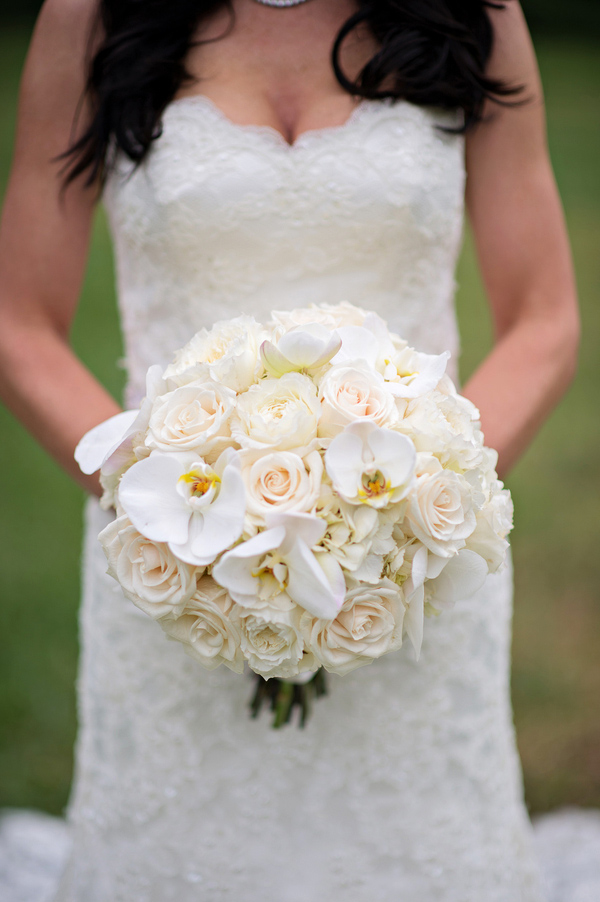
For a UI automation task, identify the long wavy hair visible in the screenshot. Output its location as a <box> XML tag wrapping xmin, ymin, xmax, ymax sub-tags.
<box><xmin>63</xmin><ymin>0</ymin><xmax>520</xmax><ymax>186</ymax></box>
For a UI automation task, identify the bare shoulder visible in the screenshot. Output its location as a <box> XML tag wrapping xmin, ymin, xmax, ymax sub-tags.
<box><xmin>465</xmin><ymin>1</ymin><xmax>547</xmax><ymax>173</ymax></box>
<box><xmin>35</xmin><ymin>0</ymin><xmax>100</xmax><ymax>39</ymax></box>
<box><xmin>484</xmin><ymin>0</ymin><xmax>543</xmax><ymax>96</ymax></box>
<box><xmin>14</xmin><ymin>0</ymin><xmax>102</xmax><ymax>171</ymax></box>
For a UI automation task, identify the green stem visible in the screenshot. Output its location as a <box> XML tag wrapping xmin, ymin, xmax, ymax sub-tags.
<box><xmin>249</xmin><ymin>670</ymin><xmax>328</xmax><ymax>728</ymax></box>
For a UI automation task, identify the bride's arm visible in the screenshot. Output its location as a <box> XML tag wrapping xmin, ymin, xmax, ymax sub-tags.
<box><xmin>463</xmin><ymin>1</ymin><xmax>580</xmax><ymax>478</ymax></box>
<box><xmin>0</xmin><ymin>0</ymin><xmax>119</xmax><ymax>496</ymax></box>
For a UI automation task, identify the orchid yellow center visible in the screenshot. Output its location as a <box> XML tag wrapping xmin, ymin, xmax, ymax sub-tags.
<box><xmin>251</xmin><ymin>555</ymin><xmax>288</xmax><ymax>598</ymax></box>
<box><xmin>359</xmin><ymin>470</ymin><xmax>389</xmax><ymax>499</ymax></box>
<box><xmin>179</xmin><ymin>471</ymin><xmax>220</xmax><ymax>497</ymax></box>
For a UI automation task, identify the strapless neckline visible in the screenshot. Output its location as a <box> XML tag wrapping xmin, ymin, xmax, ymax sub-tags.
<box><xmin>165</xmin><ymin>93</ymin><xmax>405</xmax><ymax>151</ymax></box>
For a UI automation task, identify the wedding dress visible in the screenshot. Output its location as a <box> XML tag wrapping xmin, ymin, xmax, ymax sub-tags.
<box><xmin>3</xmin><ymin>94</ymin><xmax>599</xmax><ymax>902</ymax></box>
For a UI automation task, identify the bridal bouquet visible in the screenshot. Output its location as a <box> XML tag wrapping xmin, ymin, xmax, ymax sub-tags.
<box><xmin>76</xmin><ymin>302</ymin><xmax>513</xmax><ymax>724</ymax></box>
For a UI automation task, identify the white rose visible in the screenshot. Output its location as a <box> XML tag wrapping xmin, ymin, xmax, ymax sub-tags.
<box><xmin>145</xmin><ymin>383</ymin><xmax>236</xmax><ymax>462</ymax></box>
<box><xmin>269</xmin><ymin>301</ymin><xmax>369</xmax><ymax>331</ymax></box>
<box><xmin>489</xmin><ymin>484</ymin><xmax>514</xmax><ymax>536</ymax></box>
<box><xmin>99</xmin><ymin>514</ymin><xmax>197</xmax><ymax>620</ymax></box>
<box><xmin>302</xmin><ymin>579</ymin><xmax>403</xmax><ymax>676</ymax></box>
<box><xmin>384</xmin><ymin>530</ymin><xmax>423</xmax><ymax>586</ymax></box>
<box><xmin>319</xmin><ymin>484</ymin><xmax>380</xmax><ymax>571</ymax></box>
<box><xmin>231</xmin><ymin>372</ymin><xmax>320</xmax><ymax>453</ymax></box>
<box><xmin>318</xmin><ymin>362</ymin><xmax>397</xmax><ymax>438</ymax></box>
<box><xmin>395</xmin><ymin>390</ymin><xmax>485</xmax><ymax>472</ymax></box>
<box><xmin>241</xmin><ymin>448</ymin><xmax>323</xmax><ymax>525</ymax></box>
<box><xmin>352</xmin><ymin>507</ymin><xmax>399</xmax><ymax>583</ymax></box>
<box><xmin>160</xmin><ymin>577</ymin><xmax>244</xmax><ymax>673</ymax></box>
<box><xmin>163</xmin><ymin>316</ymin><xmax>266</xmax><ymax>391</ymax></box>
<box><xmin>238</xmin><ymin>595</ymin><xmax>316</xmax><ymax>679</ymax></box>
<box><xmin>318</xmin><ymin>481</ymin><xmax>401</xmax><ymax>582</ymax></box>
<box><xmin>406</xmin><ymin>456</ymin><xmax>477</xmax><ymax>558</ymax></box>
<box><xmin>465</xmin><ymin>484</ymin><xmax>513</xmax><ymax>572</ymax></box>
<box><xmin>464</xmin><ymin>508</ymin><xmax>509</xmax><ymax>573</ymax></box>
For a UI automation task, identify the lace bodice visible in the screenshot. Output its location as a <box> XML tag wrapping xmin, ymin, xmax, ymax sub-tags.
<box><xmin>104</xmin><ymin>96</ymin><xmax>465</xmax><ymax>404</ymax></box>
<box><xmin>51</xmin><ymin>96</ymin><xmax>547</xmax><ymax>901</ymax></box>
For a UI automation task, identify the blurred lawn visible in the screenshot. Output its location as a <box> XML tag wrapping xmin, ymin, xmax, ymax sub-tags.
<box><xmin>0</xmin><ymin>26</ymin><xmax>598</xmax><ymax>816</ymax></box>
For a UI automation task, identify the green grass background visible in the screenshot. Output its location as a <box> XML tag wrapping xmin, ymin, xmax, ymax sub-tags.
<box><xmin>0</xmin><ymin>26</ymin><xmax>598</xmax><ymax>817</ymax></box>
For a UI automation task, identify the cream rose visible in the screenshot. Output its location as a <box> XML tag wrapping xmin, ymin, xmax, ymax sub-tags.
<box><xmin>241</xmin><ymin>448</ymin><xmax>323</xmax><ymax>525</ymax></box>
<box><xmin>160</xmin><ymin>577</ymin><xmax>244</xmax><ymax>672</ymax></box>
<box><xmin>231</xmin><ymin>372</ymin><xmax>320</xmax><ymax>453</ymax></box>
<box><xmin>302</xmin><ymin>579</ymin><xmax>402</xmax><ymax>676</ymax></box>
<box><xmin>395</xmin><ymin>390</ymin><xmax>484</xmax><ymax>472</ymax></box>
<box><xmin>318</xmin><ymin>362</ymin><xmax>397</xmax><ymax>439</ymax></box>
<box><xmin>99</xmin><ymin>515</ymin><xmax>197</xmax><ymax>620</ymax></box>
<box><xmin>465</xmin><ymin>484</ymin><xmax>513</xmax><ymax>572</ymax></box>
<box><xmin>269</xmin><ymin>301</ymin><xmax>369</xmax><ymax>331</ymax></box>
<box><xmin>464</xmin><ymin>508</ymin><xmax>509</xmax><ymax>573</ymax></box>
<box><xmin>319</xmin><ymin>484</ymin><xmax>380</xmax><ymax>571</ymax></box>
<box><xmin>238</xmin><ymin>596</ymin><xmax>316</xmax><ymax>679</ymax></box>
<box><xmin>146</xmin><ymin>383</ymin><xmax>236</xmax><ymax>462</ymax></box>
<box><xmin>163</xmin><ymin>316</ymin><xmax>266</xmax><ymax>391</ymax></box>
<box><xmin>406</xmin><ymin>456</ymin><xmax>476</xmax><ymax>558</ymax></box>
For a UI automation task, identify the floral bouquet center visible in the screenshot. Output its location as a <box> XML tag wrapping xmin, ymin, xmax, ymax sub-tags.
<box><xmin>76</xmin><ymin>302</ymin><xmax>513</xmax><ymax>725</ymax></box>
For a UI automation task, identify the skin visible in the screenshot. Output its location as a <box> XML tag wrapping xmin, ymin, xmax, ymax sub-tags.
<box><xmin>0</xmin><ymin>0</ymin><xmax>580</xmax><ymax>497</ymax></box>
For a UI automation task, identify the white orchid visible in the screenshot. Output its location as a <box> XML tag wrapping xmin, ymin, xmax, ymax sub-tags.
<box><xmin>117</xmin><ymin>448</ymin><xmax>246</xmax><ymax>567</ymax></box>
<box><xmin>325</xmin><ymin>420</ymin><xmax>416</xmax><ymax>509</ymax></box>
<box><xmin>330</xmin><ymin>313</ymin><xmax>406</xmax><ymax>371</ymax></box>
<box><xmin>330</xmin><ymin>325</ymin><xmax>380</xmax><ymax>368</ymax></box>
<box><xmin>426</xmin><ymin>548</ymin><xmax>489</xmax><ymax>612</ymax></box>
<box><xmin>383</xmin><ymin>347</ymin><xmax>450</xmax><ymax>399</ymax></box>
<box><xmin>75</xmin><ymin>408</ymin><xmax>139</xmax><ymax>477</ymax></box>
<box><xmin>260</xmin><ymin>323</ymin><xmax>342</xmax><ymax>376</ymax></box>
<box><xmin>75</xmin><ymin>365</ymin><xmax>167</xmax><ymax>508</ymax></box>
<box><xmin>212</xmin><ymin>512</ymin><xmax>345</xmax><ymax>620</ymax></box>
<box><xmin>402</xmin><ymin>543</ymin><xmax>489</xmax><ymax>657</ymax></box>
<box><xmin>75</xmin><ymin>365</ymin><xmax>165</xmax><ymax>479</ymax></box>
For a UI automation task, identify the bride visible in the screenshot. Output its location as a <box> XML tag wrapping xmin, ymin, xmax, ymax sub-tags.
<box><xmin>0</xmin><ymin>0</ymin><xmax>584</xmax><ymax>899</ymax></box>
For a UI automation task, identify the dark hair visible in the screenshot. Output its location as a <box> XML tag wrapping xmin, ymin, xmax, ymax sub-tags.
<box><xmin>63</xmin><ymin>0</ymin><xmax>520</xmax><ymax>186</ymax></box>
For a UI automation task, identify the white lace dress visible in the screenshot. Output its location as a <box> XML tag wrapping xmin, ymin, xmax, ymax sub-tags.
<box><xmin>2</xmin><ymin>96</ymin><xmax>599</xmax><ymax>902</ymax></box>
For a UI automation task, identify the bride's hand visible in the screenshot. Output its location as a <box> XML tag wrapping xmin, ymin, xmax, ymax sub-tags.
<box><xmin>0</xmin><ymin>0</ymin><xmax>120</xmax><ymax>496</ymax></box>
<box><xmin>463</xmin><ymin>1</ymin><xmax>580</xmax><ymax>478</ymax></box>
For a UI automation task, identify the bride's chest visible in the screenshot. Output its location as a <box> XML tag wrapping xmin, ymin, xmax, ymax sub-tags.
<box><xmin>105</xmin><ymin>97</ymin><xmax>465</xmax><ymax>253</ymax></box>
